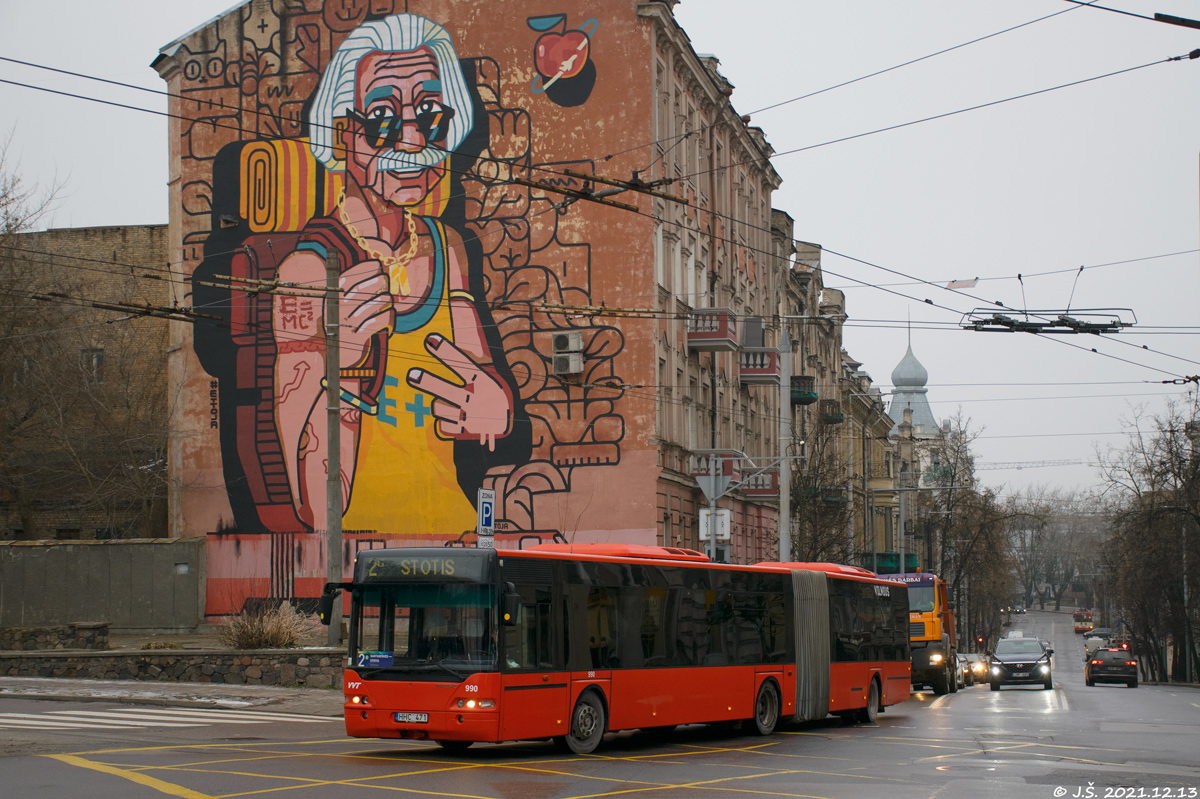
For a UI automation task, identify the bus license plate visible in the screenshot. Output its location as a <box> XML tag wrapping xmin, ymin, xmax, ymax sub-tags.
<box><xmin>394</xmin><ymin>712</ymin><xmax>428</xmax><ymax>724</ymax></box>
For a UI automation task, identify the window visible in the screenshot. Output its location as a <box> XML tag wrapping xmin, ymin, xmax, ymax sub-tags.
<box><xmin>654</xmin><ymin>224</ymin><xmax>664</xmax><ymax>287</ymax></box>
<box><xmin>586</xmin><ymin>587</ymin><xmax>619</xmax><ymax>668</ymax></box>
<box><xmin>81</xmin><ymin>348</ymin><xmax>104</xmax><ymax>382</ymax></box>
<box><xmin>352</xmin><ymin>584</ymin><xmax>499</xmax><ymax>672</ymax></box>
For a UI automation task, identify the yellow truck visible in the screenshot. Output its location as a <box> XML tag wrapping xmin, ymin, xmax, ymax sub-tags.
<box><xmin>896</xmin><ymin>572</ymin><xmax>958</xmax><ymax>695</ymax></box>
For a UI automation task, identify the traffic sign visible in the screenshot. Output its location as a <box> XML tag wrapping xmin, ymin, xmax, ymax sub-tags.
<box><xmin>698</xmin><ymin>508</ymin><xmax>730</xmax><ymax>541</ymax></box>
<box><xmin>477</xmin><ymin>488</ymin><xmax>495</xmax><ymax>546</ymax></box>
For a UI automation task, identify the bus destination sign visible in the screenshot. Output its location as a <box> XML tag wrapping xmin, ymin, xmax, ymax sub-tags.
<box><xmin>354</xmin><ymin>549</ymin><xmax>494</xmax><ymax>583</ymax></box>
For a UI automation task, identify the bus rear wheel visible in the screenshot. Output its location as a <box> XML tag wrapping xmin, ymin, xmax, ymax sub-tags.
<box><xmin>558</xmin><ymin>690</ymin><xmax>606</xmax><ymax>755</ymax></box>
<box><xmin>751</xmin><ymin>680</ymin><xmax>780</xmax><ymax>736</ymax></box>
<box><xmin>856</xmin><ymin>679</ymin><xmax>880</xmax><ymax>724</ymax></box>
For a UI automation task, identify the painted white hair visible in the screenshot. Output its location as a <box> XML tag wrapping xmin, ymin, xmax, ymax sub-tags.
<box><xmin>308</xmin><ymin>14</ymin><xmax>473</xmax><ymax>173</ymax></box>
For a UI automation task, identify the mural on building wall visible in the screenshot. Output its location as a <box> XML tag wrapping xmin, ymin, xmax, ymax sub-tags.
<box><xmin>184</xmin><ymin>2</ymin><xmax>634</xmax><ymax>613</ymax></box>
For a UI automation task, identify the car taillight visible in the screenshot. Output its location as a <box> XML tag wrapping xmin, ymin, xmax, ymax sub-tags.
<box><xmin>1090</xmin><ymin>660</ymin><xmax>1101</xmax><ymax>665</ymax></box>
<box><xmin>1125</xmin><ymin>661</ymin><xmax>1136</xmax><ymax>666</ymax></box>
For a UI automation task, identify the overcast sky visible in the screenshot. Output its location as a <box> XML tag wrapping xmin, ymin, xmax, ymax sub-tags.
<box><xmin>1</xmin><ymin>0</ymin><xmax>1197</xmax><ymax>497</ymax></box>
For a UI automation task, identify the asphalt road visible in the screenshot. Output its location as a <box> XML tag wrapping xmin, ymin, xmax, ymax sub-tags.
<box><xmin>2</xmin><ymin>610</ymin><xmax>1198</xmax><ymax>799</ymax></box>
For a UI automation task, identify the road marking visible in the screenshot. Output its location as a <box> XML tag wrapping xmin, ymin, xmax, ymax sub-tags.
<box><xmin>1</xmin><ymin>707</ymin><xmax>335</xmax><ymax>731</ymax></box>
<box><xmin>46</xmin><ymin>754</ymin><xmax>213</xmax><ymax>799</ymax></box>
<box><xmin>0</xmin><ymin>718</ymin><xmax>142</xmax><ymax>729</ymax></box>
<box><xmin>106</xmin><ymin>708</ymin><xmax>334</xmax><ymax>723</ymax></box>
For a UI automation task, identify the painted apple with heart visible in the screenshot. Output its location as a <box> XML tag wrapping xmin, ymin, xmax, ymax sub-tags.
<box><xmin>535</xmin><ymin>28</ymin><xmax>589</xmax><ymax>82</ymax></box>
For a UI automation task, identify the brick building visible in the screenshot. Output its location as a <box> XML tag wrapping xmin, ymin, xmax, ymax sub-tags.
<box><xmin>0</xmin><ymin>224</ymin><xmax>169</xmax><ymax>540</ymax></box>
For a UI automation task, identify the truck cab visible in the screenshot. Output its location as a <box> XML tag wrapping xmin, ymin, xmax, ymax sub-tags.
<box><xmin>895</xmin><ymin>572</ymin><xmax>957</xmax><ymax>695</ymax></box>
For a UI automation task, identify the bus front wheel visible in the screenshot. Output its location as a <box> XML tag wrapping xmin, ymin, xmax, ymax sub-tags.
<box><xmin>558</xmin><ymin>690</ymin><xmax>606</xmax><ymax>755</ymax></box>
<box><xmin>751</xmin><ymin>680</ymin><xmax>780</xmax><ymax>736</ymax></box>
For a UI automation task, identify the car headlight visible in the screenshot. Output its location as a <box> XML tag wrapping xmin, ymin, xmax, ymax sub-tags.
<box><xmin>992</xmin><ymin>666</ymin><xmax>1001</xmax><ymax>675</ymax></box>
<box><xmin>1039</xmin><ymin>665</ymin><xmax>1049</xmax><ymax>674</ymax></box>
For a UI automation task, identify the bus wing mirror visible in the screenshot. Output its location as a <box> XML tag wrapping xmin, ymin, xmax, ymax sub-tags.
<box><xmin>502</xmin><ymin>582</ymin><xmax>520</xmax><ymax>626</ymax></box>
<box><xmin>318</xmin><ymin>589</ymin><xmax>340</xmax><ymax>626</ymax></box>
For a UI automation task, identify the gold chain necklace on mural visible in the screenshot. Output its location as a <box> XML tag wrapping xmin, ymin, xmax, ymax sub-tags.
<box><xmin>336</xmin><ymin>188</ymin><xmax>417</xmax><ymax>296</ymax></box>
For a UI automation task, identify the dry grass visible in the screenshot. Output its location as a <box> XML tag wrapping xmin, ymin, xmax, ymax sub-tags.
<box><xmin>217</xmin><ymin>603</ymin><xmax>324</xmax><ymax>650</ymax></box>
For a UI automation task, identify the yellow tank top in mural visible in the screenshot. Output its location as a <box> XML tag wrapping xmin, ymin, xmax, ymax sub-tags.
<box><xmin>341</xmin><ymin>219</ymin><xmax>477</xmax><ymax>536</ymax></box>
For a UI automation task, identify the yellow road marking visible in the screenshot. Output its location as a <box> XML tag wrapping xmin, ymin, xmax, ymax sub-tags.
<box><xmin>46</xmin><ymin>754</ymin><xmax>214</xmax><ymax>799</ymax></box>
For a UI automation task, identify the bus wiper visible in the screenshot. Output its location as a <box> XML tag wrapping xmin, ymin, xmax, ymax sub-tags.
<box><xmin>428</xmin><ymin>660</ymin><xmax>466</xmax><ymax>680</ymax></box>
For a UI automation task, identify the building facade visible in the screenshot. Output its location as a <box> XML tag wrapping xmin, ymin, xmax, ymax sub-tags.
<box><xmin>155</xmin><ymin>0</ymin><xmax>802</xmax><ymax>615</ymax></box>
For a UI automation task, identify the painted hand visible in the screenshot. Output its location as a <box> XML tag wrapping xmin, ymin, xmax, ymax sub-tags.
<box><xmin>405</xmin><ymin>333</ymin><xmax>513</xmax><ymax>451</ymax></box>
<box><xmin>338</xmin><ymin>259</ymin><xmax>394</xmax><ymax>368</ymax></box>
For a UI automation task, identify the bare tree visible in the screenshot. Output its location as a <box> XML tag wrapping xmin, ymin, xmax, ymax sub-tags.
<box><xmin>1097</xmin><ymin>400</ymin><xmax>1200</xmax><ymax>682</ymax></box>
<box><xmin>790</xmin><ymin>416</ymin><xmax>852</xmax><ymax>561</ymax></box>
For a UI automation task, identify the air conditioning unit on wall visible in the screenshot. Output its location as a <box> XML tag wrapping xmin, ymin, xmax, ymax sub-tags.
<box><xmin>553</xmin><ymin>353</ymin><xmax>584</xmax><ymax>375</ymax></box>
<box><xmin>552</xmin><ymin>331</ymin><xmax>583</xmax><ymax>354</ymax></box>
<box><xmin>552</xmin><ymin>331</ymin><xmax>584</xmax><ymax>375</ymax></box>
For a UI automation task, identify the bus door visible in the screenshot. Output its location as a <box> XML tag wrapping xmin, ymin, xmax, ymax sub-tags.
<box><xmin>500</xmin><ymin>584</ymin><xmax>568</xmax><ymax>741</ymax></box>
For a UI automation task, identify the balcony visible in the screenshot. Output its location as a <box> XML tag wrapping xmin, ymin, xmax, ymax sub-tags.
<box><xmin>742</xmin><ymin>468</ymin><xmax>779</xmax><ymax>498</ymax></box>
<box><xmin>687</xmin><ymin>307</ymin><xmax>738</xmax><ymax>352</ymax></box>
<box><xmin>689</xmin><ymin>452</ymin><xmax>742</xmax><ymax>483</ymax></box>
<box><xmin>739</xmin><ymin>347</ymin><xmax>780</xmax><ymax>384</ymax></box>
<box><xmin>820</xmin><ymin>399</ymin><xmax>844</xmax><ymax>423</ymax></box>
<box><xmin>790</xmin><ymin>374</ymin><xmax>817</xmax><ymax>406</ymax></box>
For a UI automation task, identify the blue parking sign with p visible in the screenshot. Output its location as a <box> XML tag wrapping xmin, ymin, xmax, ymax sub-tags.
<box><xmin>477</xmin><ymin>488</ymin><xmax>495</xmax><ymax>536</ymax></box>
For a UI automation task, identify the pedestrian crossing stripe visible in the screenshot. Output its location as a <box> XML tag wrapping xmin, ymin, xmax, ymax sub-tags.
<box><xmin>0</xmin><ymin>707</ymin><xmax>336</xmax><ymax>731</ymax></box>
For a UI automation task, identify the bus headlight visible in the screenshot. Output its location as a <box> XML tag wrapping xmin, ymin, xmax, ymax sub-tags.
<box><xmin>349</xmin><ymin>695</ymin><xmax>370</xmax><ymax>706</ymax></box>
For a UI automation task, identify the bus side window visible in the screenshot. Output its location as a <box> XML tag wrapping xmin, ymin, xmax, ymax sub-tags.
<box><xmin>587</xmin><ymin>587</ymin><xmax>619</xmax><ymax>668</ymax></box>
<box><xmin>641</xmin><ymin>589</ymin><xmax>670</xmax><ymax>666</ymax></box>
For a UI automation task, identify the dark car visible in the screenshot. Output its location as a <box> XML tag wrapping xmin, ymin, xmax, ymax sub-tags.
<box><xmin>1086</xmin><ymin>648</ymin><xmax>1138</xmax><ymax>688</ymax></box>
<box><xmin>989</xmin><ymin>637</ymin><xmax>1054</xmax><ymax>690</ymax></box>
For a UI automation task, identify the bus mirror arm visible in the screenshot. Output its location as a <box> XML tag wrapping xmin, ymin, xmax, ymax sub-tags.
<box><xmin>502</xmin><ymin>582</ymin><xmax>520</xmax><ymax>626</ymax></box>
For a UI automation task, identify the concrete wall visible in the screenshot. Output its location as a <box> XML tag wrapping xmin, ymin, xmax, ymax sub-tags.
<box><xmin>0</xmin><ymin>539</ymin><xmax>205</xmax><ymax>631</ymax></box>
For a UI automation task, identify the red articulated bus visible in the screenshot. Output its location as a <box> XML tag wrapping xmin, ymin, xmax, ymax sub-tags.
<box><xmin>319</xmin><ymin>544</ymin><xmax>910</xmax><ymax>754</ymax></box>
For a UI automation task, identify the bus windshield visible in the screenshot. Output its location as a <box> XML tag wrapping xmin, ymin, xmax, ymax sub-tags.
<box><xmin>907</xmin><ymin>586</ymin><xmax>936</xmax><ymax>613</ymax></box>
<box><xmin>352</xmin><ymin>583</ymin><xmax>498</xmax><ymax>678</ymax></box>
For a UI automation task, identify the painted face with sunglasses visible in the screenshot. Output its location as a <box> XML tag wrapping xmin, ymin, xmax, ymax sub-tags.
<box><xmin>341</xmin><ymin>48</ymin><xmax>456</xmax><ymax>210</ymax></box>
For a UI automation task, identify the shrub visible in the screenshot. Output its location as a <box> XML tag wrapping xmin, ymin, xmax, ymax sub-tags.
<box><xmin>217</xmin><ymin>603</ymin><xmax>323</xmax><ymax>650</ymax></box>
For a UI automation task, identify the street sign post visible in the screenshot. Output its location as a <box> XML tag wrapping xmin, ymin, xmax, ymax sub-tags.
<box><xmin>476</xmin><ymin>488</ymin><xmax>495</xmax><ymax>548</ymax></box>
<box><xmin>698</xmin><ymin>508</ymin><xmax>730</xmax><ymax>542</ymax></box>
